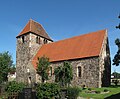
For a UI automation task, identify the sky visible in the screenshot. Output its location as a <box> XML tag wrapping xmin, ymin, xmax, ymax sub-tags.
<box><xmin>0</xmin><ymin>0</ymin><xmax>120</xmax><ymax>73</ymax></box>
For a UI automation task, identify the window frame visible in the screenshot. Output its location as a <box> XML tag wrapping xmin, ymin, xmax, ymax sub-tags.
<box><xmin>77</xmin><ymin>63</ymin><xmax>83</xmax><ymax>78</ymax></box>
<box><xmin>78</xmin><ymin>66</ymin><xmax>82</xmax><ymax>78</ymax></box>
<box><xmin>22</xmin><ymin>36</ymin><xmax>25</xmax><ymax>43</ymax></box>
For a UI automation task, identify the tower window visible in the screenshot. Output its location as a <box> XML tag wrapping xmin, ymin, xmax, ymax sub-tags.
<box><xmin>49</xmin><ymin>67</ymin><xmax>52</xmax><ymax>76</ymax></box>
<box><xmin>36</xmin><ymin>36</ymin><xmax>38</xmax><ymax>43</ymax></box>
<box><xmin>38</xmin><ymin>37</ymin><xmax>41</xmax><ymax>44</ymax></box>
<box><xmin>44</xmin><ymin>38</ymin><xmax>47</xmax><ymax>44</ymax></box>
<box><xmin>78</xmin><ymin>66</ymin><xmax>82</xmax><ymax>77</ymax></box>
<box><xmin>22</xmin><ymin>36</ymin><xmax>25</xmax><ymax>43</ymax></box>
<box><xmin>36</xmin><ymin>36</ymin><xmax>41</xmax><ymax>44</ymax></box>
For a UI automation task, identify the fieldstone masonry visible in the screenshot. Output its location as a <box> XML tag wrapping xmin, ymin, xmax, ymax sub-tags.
<box><xmin>16</xmin><ymin>20</ymin><xmax>111</xmax><ymax>88</ymax></box>
<box><xmin>49</xmin><ymin>57</ymin><xmax>100</xmax><ymax>87</ymax></box>
<box><xmin>16</xmin><ymin>32</ymin><xmax>52</xmax><ymax>84</ymax></box>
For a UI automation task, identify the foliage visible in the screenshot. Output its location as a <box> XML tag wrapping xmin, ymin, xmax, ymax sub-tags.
<box><xmin>5</xmin><ymin>81</ymin><xmax>25</xmax><ymax>93</ymax></box>
<box><xmin>95</xmin><ymin>90</ymin><xmax>101</xmax><ymax>94</ymax></box>
<box><xmin>113</xmin><ymin>38</ymin><xmax>120</xmax><ymax>66</ymax></box>
<box><xmin>9</xmin><ymin>64</ymin><xmax>16</xmax><ymax>74</ymax></box>
<box><xmin>88</xmin><ymin>88</ymin><xmax>92</xmax><ymax>91</ymax></box>
<box><xmin>111</xmin><ymin>71</ymin><xmax>120</xmax><ymax>79</ymax></box>
<box><xmin>104</xmin><ymin>89</ymin><xmax>109</xmax><ymax>92</ymax></box>
<box><xmin>0</xmin><ymin>51</ymin><xmax>13</xmax><ymax>84</ymax></box>
<box><xmin>54</xmin><ymin>66</ymin><xmax>63</xmax><ymax>85</ymax></box>
<box><xmin>113</xmin><ymin>15</ymin><xmax>120</xmax><ymax>66</ymax></box>
<box><xmin>36</xmin><ymin>56</ymin><xmax>50</xmax><ymax>83</ymax></box>
<box><xmin>66</xmin><ymin>87</ymin><xmax>82</xmax><ymax>99</ymax></box>
<box><xmin>36</xmin><ymin>83</ymin><xmax>60</xmax><ymax>99</ymax></box>
<box><xmin>112</xmin><ymin>79</ymin><xmax>119</xmax><ymax>86</ymax></box>
<box><xmin>54</xmin><ymin>61</ymin><xmax>73</xmax><ymax>87</ymax></box>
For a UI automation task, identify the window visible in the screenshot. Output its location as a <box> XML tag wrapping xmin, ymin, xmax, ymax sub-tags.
<box><xmin>28</xmin><ymin>77</ymin><xmax>31</xmax><ymax>84</ymax></box>
<box><xmin>44</xmin><ymin>38</ymin><xmax>47</xmax><ymax>44</ymax></box>
<box><xmin>78</xmin><ymin>66</ymin><xmax>81</xmax><ymax>77</ymax></box>
<box><xmin>49</xmin><ymin>67</ymin><xmax>52</xmax><ymax>76</ymax></box>
<box><xmin>22</xmin><ymin>36</ymin><xmax>25</xmax><ymax>43</ymax></box>
<box><xmin>36</xmin><ymin>36</ymin><xmax>41</xmax><ymax>44</ymax></box>
<box><xmin>36</xmin><ymin>36</ymin><xmax>38</xmax><ymax>43</ymax></box>
<box><xmin>38</xmin><ymin>37</ymin><xmax>41</xmax><ymax>44</ymax></box>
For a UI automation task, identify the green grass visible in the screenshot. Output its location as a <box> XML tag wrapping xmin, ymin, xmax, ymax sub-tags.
<box><xmin>79</xmin><ymin>85</ymin><xmax>120</xmax><ymax>99</ymax></box>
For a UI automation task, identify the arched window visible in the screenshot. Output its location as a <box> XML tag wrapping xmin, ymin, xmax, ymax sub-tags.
<box><xmin>36</xmin><ymin>36</ymin><xmax>38</xmax><ymax>43</ymax></box>
<box><xmin>49</xmin><ymin>67</ymin><xmax>52</xmax><ymax>76</ymax></box>
<box><xmin>38</xmin><ymin>37</ymin><xmax>41</xmax><ymax>44</ymax></box>
<box><xmin>36</xmin><ymin>36</ymin><xmax>41</xmax><ymax>44</ymax></box>
<box><xmin>22</xmin><ymin>36</ymin><xmax>25</xmax><ymax>43</ymax></box>
<box><xmin>44</xmin><ymin>38</ymin><xmax>47</xmax><ymax>44</ymax></box>
<box><xmin>78</xmin><ymin>66</ymin><xmax>82</xmax><ymax>77</ymax></box>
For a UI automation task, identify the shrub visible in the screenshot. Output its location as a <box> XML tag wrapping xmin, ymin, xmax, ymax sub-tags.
<box><xmin>113</xmin><ymin>79</ymin><xmax>119</xmax><ymax>86</ymax></box>
<box><xmin>82</xmin><ymin>85</ymin><xmax>86</xmax><ymax>90</ymax></box>
<box><xmin>95</xmin><ymin>90</ymin><xmax>101</xmax><ymax>94</ymax></box>
<box><xmin>104</xmin><ymin>89</ymin><xmax>109</xmax><ymax>92</ymax></box>
<box><xmin>36</xmin><ymin>83</ymin><xmax>60</xmax><ymax>99</ymax></box>
<box><xmin>88</xmin><ymin>88</ymin><xmax>92</xmax><ymax>91</ymax></box>
<box><xmin>5</xmin><ymin>81</ymin><xmax>25</xmax><ymax>93</ymax></box>
<box><xmin>66</xmin><ymin>87</ymin><xmax>82</xmax><ymax>99</ymax></box>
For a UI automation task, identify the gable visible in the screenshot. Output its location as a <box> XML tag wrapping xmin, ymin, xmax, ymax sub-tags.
<box><xmin>32</xmin><ymin>29</ymin><xmax>106</xmax><ymax>68</ymax></box>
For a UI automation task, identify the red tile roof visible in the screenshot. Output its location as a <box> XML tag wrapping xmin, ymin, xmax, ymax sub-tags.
<box><xmin>32</xmin><ymin>29</ymin><xmax>106</xmax><ymax>68</ymax></box>
<box><xmin>16</xmin><ymin>19</ymin><xmax>52</xmax><ymax>41</ymax></box>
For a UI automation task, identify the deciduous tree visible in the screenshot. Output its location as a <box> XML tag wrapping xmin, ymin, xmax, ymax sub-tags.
<box><xmin>0</xmin><ymin>51</ymin><xmax>13</xmax><ymax>84</ymax></box>
<box><xmin>113</xmin><ymin>14</ymin><xmax>120</xmax><ymax>66</ymax></box>
<box><xmin>54</xmin><ymin>61</ymin><xmax>73</xmax><ymax>87</ymax></box>
<box><xmin>113</xmin><ymin>39</ymin><xmax>120</xmax><ymax>66</ymax></box>
<box><xmin>36</xmin><ymin>56</ymin><xmax>50</xmax><ymax>83</ymax></box>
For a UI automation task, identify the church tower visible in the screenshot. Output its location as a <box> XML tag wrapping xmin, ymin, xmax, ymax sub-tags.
<box><xmin>16</xmin><ymin>19</ymin><xmax>53</xmax><ymax>84</ymax></box>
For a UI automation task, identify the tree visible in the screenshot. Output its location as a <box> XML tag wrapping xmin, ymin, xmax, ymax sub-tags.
<box><xmin>9</xmin><ymin>64</ymin><xmax>16</xmax><ymax>74</ymax></box>
<box><xmin>54</xmin><ymin>66</ymin><xmax>63</xmax><ymax>86</ymax></box>
<box><xmin>36</xmin><ymin>56</ymin><xmax>50</xmax><ymax>83</ymax></box>
<box><xmin>54</xmin><ymin>61</ymin><xmax>73</xmax><ymax>87</ymax></box>
<box><xmin>36</xmin><ymin>83</ymin><xmax>60</xmax><ymax>99</ymax></box>
<box><xmin>112</xmin><ymin>71</ymin><xmax>120</xmax><ymax>79</ymax></box>
<box><xmin>0</xmin><ymin>51</ymin><xmax>13</xmax><ymax>84</ymax></box>
<box><xmin>113</xmin><ymin>14</ymin><xmax>120</xmax><ymax>66</ymax></box>
<box><xmin>113</xmin><ymin>39</ymin><xmax>120</xmax><ymax>66</ymax></box>
<box><xmin>5</xmin><ymin>81</ymin><xmax>25</xmax><ymax>93</ymax></box>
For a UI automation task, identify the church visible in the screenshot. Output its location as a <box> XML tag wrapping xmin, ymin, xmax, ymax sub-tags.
<box><xmin>16</xmin><ymin>19</ymin><xmax>111</xmax><ymax>88</ymax></box>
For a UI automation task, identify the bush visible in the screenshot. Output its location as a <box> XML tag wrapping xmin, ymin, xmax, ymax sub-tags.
<box><xmin>88</xmin><ymin>88</ymin><xmax>92</xmax><ymax>91</ymax></box>
<box><xmin>95</xmin><ymin>90</ymin><xmax>101</xmax><ymax>94</ymax></box>
<box><xmin>5</xmin><ymin>81</ymin><xmax>25</xmax><ymax>93</ymax></box>
<box><xmin>104</xmin><ymin>89</ymin><xmax>109</xmax><ymax>92</ymax></box>
<box><xmin>113</xmin><ymin>79</ymin><xmax>119</xmax><ymax>86</ymax></box>
<box><xmin>81</xmin><ymin>85</ymin><xmax>86</xmax><ymax>90</ymax></box>
<box><xmin>36</xmin><ymin>83</ymin><xmax>60</xmax><ymax>99</ymax></box>
<box><xmin>66</xmin><ymin>87</ymin><xmax>82</xmax><ymax>99</ymax></box>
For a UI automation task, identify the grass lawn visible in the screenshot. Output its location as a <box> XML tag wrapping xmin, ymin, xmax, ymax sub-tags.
<box><xmin>79</xmin><ymin>85</ymin><xmax>120</xmax><ymax>99</ymax></box>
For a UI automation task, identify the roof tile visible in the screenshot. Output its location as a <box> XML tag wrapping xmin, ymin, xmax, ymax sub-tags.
<box><xmin>32</xmin><ymin>29</ymin><xmax>106</xmax><ymax>68</ymax></box>
<box><xmin>16</xmin><ymin>19</ymin><xmax>52</xmax><ymax>40</ymax></box>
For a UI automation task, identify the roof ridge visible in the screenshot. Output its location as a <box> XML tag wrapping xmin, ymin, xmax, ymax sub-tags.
<box><xmin>32</xmin><ymin>29</ymin><xmax>107</xmax><ymax>68</ymax></box>
<box><xmin>30</xmin><ymin>19</ymin><xmax>32</xmax><ymax>31</ymax></box>
<box><xmin>44</xmin><ymin>29</ymin><xmax>107</xmax><ymax>45</ymax></box>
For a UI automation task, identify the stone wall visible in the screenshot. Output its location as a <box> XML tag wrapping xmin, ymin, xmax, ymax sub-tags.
<box><xmin>38</xmin><ymin>57</ymin><xmax>100</xmax><ymax>88</ymax></box>
<box><xmin>99</xmin><ymin>32</ymin><xmax>111</xmax><ymax>87</ymax></box>
<box><xmin>35</xmin><ymin>31</ymin><xmax>111</xmax><ymax>88</ymax></box>
<box><xmin>16</xmin><ymin>33</ymin><xmax>31</xmax><ymax>83</ymax></box>
<box><xmin>16</xmin><ymin>31</ymin><xmax>111</xmax><ymax>88</ymax></box>
<box><xmin>16</xmin><ymin>32</ymin><xmax>52</xmax><ymax>84</ymax></box>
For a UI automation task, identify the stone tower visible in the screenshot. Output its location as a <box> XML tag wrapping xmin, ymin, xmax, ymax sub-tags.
<box><xmin>16</xmin><ymin>19</ymin><xmax>53</xmax><ymax>84</ymax></box>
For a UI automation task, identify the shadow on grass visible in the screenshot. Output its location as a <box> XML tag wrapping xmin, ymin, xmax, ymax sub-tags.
<box><xmin>105</xmin><ymin>92</ymin><xmax>120</xmax><ymax>99</ymax></box>
<box><xmin>109</xmin><ymin>85</ymin><xmax>120</xmax><ymax>88</ymax></box>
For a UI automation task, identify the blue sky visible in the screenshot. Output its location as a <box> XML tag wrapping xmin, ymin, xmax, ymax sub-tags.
<box><xmin>0</xmin><ymin>0</ymin><xmax>120</xmax><ymax>73</ymax></box>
